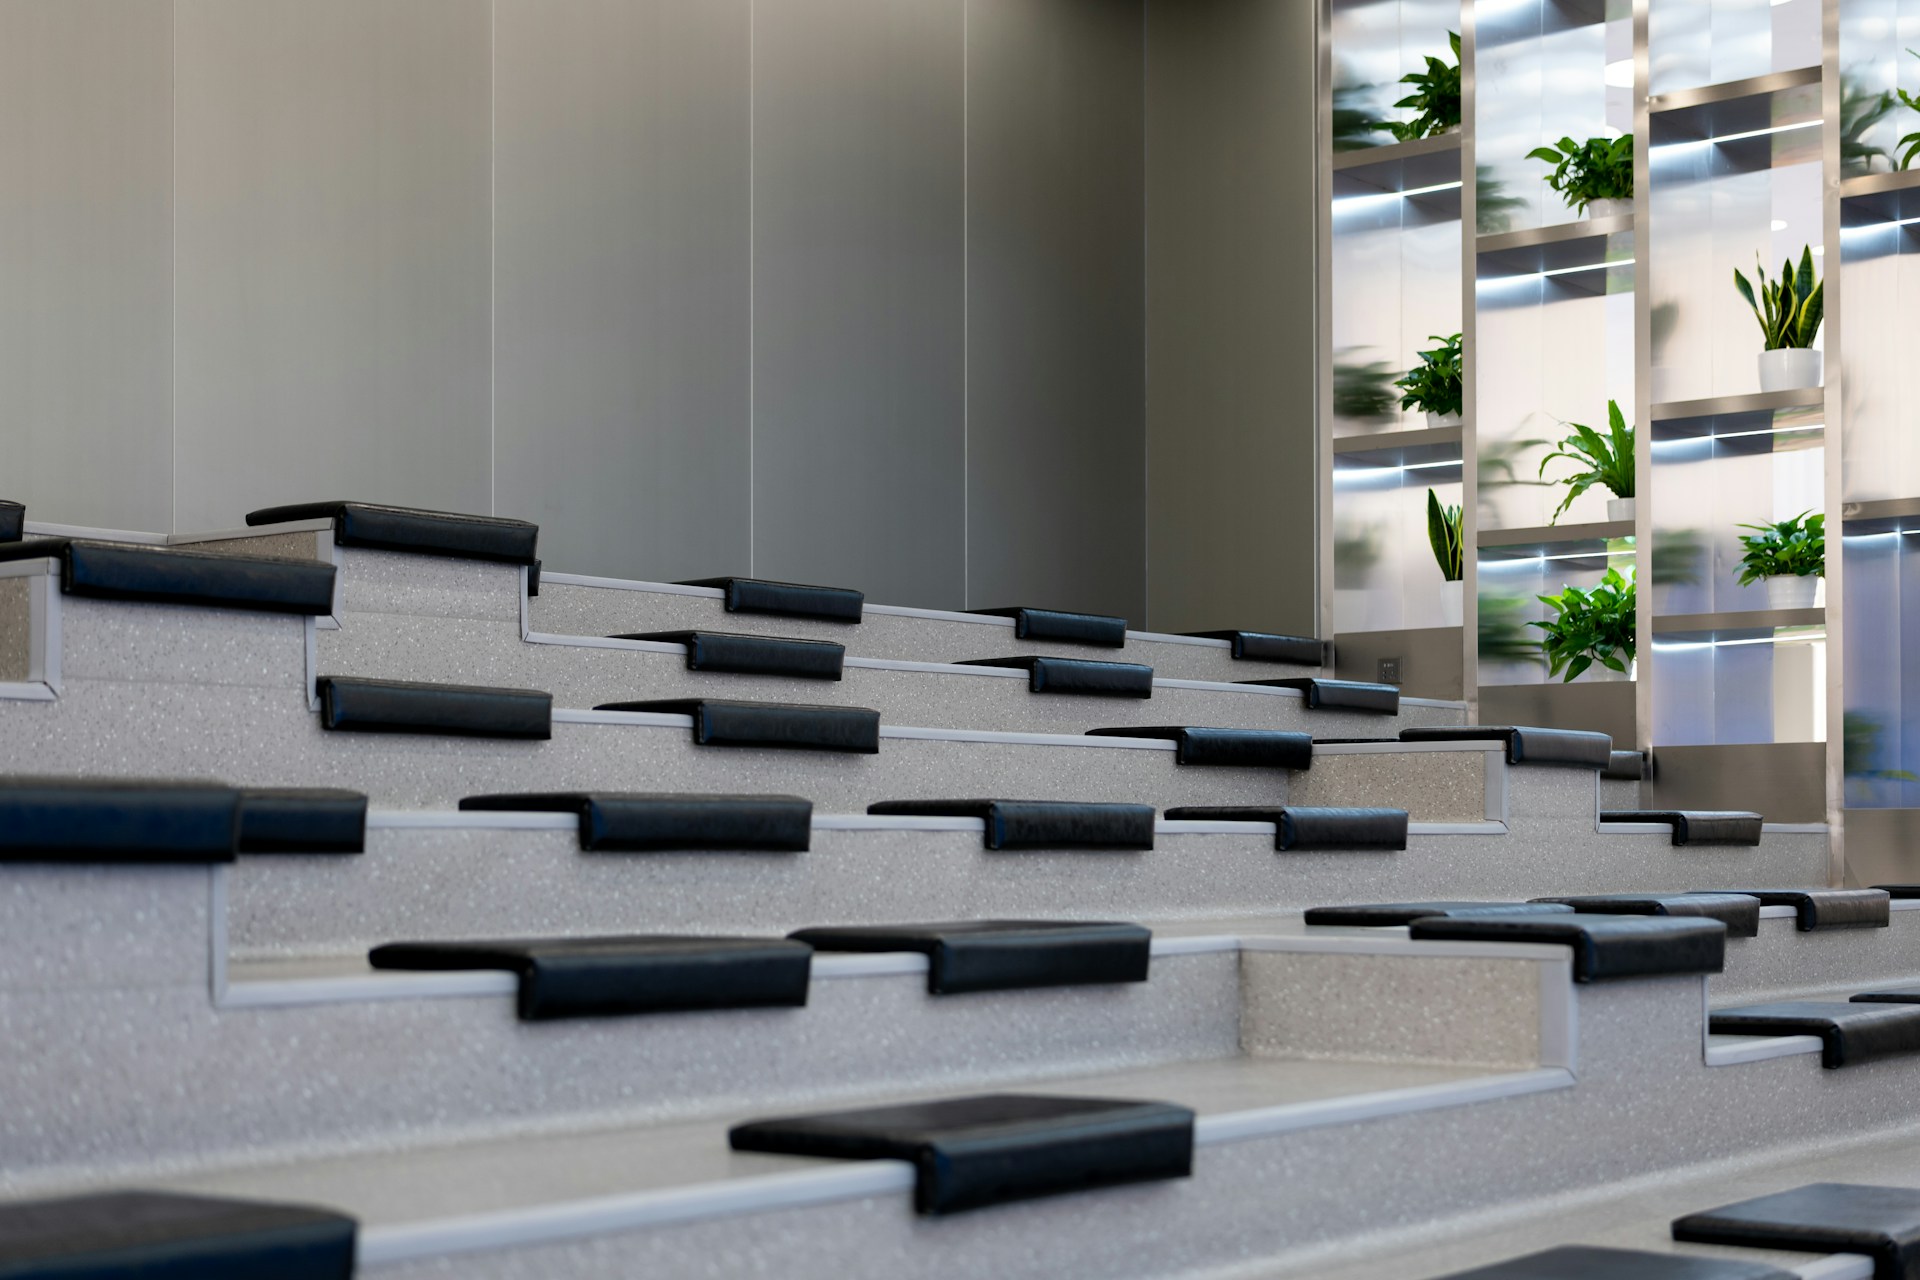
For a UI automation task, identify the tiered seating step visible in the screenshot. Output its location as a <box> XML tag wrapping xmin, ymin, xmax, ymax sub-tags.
<box><xmin>1238</xmin><ymin>677</ymin><xmax>1399</xmax><ymax>714</ymax></box>
<box><xmin>1181</xmin><ymin>630</ymin><xmax>1324</xmax><ymax>665</ymax></box>
<box><xmin>1690</xmin><ymin>889</ymin><xmax>1890</xmax><ymax>931</ymax></box>
<box><xmin>0</xmin><ymin>538</ymin><xmax>336</xmax><ymax>615</ymax></box>
<box><xmin>1084</xmin><ymin>725</ymin><xmax>1312</xmax><ymax>768</ymax></box>
<box><xmin>1165</xmin><ymin>805</ymin><xmax>1408</xmax><ymax>850</ymax></box>
<box><xmin>1408</xmin><ymin>913</ymin><xmax>1727</xmax><ymax>983</ymax></box>
<box><xmin>1400</xmin><ymin>725</ymin><xmax>1612</xmax><ymax>767</ymax></box>
<box><xmin>678</xmin><ymin>576</ymin><xmax>864</xmax><ymax>623</ymax></box>
<box><xmin>0</xmin><ymin>778</ymin><xmax>240</xmax><ymax>863</ymax></box>
<box><xmin>236</xmin><ymin>788</ymin><xmax>368</xmax><ymax>854</ymax></box>
<box><xmin>597</xmin><ymin>698</ymin><xmax>881</xmax><ymax>753</ymax></box>
<box><xmin>1534</xmin><ymin>893</ymin><xmax>1762</xmax><ymax>938</ymax></box>
<box><xmin>967</xmin><ymin>607</ymin><xmax>1126</xmax><ymax>647</ymax></box>
<box><xmin>317</xmin><ymin>675</ymin><xmax>553</xmax><ymax>739</ymax></box>
<box><xmin>0</xmin><ymin>1189</ymin><xmax>357</xmax><ymax>1279</ymax></box>
<box><xmin>865</xmin><ymin>799</ymin><xmax>1156</xmax><ymax>849</ymax></box>
<box><xmin>955</xmin><ymin>656</ymin><xmax>1154</xmax><ymax>697</ymax></box>
<box><xmin>1304</xmin><ymin>901</ymin><xmax>1572</xmax><ymax>927</ymax></box>
<box><xmin>1602</xmin><ymin>811</ymin><xmax>1763</xmax><ymax>846</ymax></box>
<box><xmin>614</xmin><ymin>630</ymin><xmax>846</xmax><ymax>679</ymax></box>
<box><xmin>1673</xmin><ymin>1182</ymin><xmax>1920</xmax><ymax>1274</ymax></box>
<box><xmin>1604</xmin><ymin>750</ymin><xmax>1648</xmax><ymax>780</ymax></box>
<box><xmin>1707</xmin><ymin>1003</ymin><xmax>1920</xmax><ymax>1067</ymax></box>
<box><xmin>1439</xmin><ymin>1247</ymin><xmax>1794</xmax><ymax>1280</ymax></box>
<box><xmin>460</xmin><ymin>792</ymin><xmax>815</xmax><ymax>851</ymax></box>
<box><xmin>789</xmin><ymin>921</ymin><xmax>1152</xmax><ymax>993</ymax></box>
<box><xmin>248</xmin><ymin>499</ymin><xmax>539</xmax><ymax>563</ymax></box>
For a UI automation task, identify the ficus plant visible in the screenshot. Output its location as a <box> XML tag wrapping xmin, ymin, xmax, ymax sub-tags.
<box><xmin>1525</xmin><ymin>135</ymin><xmax>1634</xmax><ymax>213</ymax></box>
<box><xmin>1735</xmin><ymin>511</ymin><xmax>1825</xmax><ymax>585</ymax></box>
<box><xmin>1380</xmin><ymin>33</ymin><xmax>1462</xmax><ymax>141</ymax></box>
<box><xmin>1395</xmin><ymin>333</ymin><xmax>1464</xmax><ymax>419</ymax></box>
<box><xmin>1532</xmin><ymin>568</ymin><xmax>1636</xmax><ymax>682</ymax></box>
<box><xmin>1538</xmin><ymin>400</ymin><xmax>1634</xmax><ymax>524</ymax></box>
<box><xmin>1734</xmin><ymin>248</ymin><xmax>1824</xmax><ymax>351</ymax></box>
<box><xmin>1427</xmin><ymin>489</ymin><xmax>1464</xmax><ymax>583</ymax></box>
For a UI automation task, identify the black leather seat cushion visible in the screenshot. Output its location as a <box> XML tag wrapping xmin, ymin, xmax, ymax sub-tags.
<box><xmin>957</xmin><ymin>656</ymin><xmax>1154</xmax><ymax>698</ymax></box>
<box><xmin>1687</xmin><ymin>888</ymin><xmax>1889</xmax><ymax>931</ymax></box>
<box><xmin>1085</xmin><ymin>726</ymin><xmax>1312</xmax><ymax>769</ymax></box>
<box><xmin>318</xmin><ymin>676</ymin><xmax>552</xmax><ymax>740</ymax></box>
<box><xmin>616</xmin><ymin>631</ymin><xmax>846</xmax><ymax>680</ymax></box>
<box><xmin>790</xmin><ymin>921</ymin><xmax>1151</xmax><ymax>994</ymax></box>
<box><xmin>0</xmin><ymin>1189</ymin><xmax>356</xmax><ymax>1279</ymax></box>
<box><xmin>1165</xmin><ymin>806</ymin><xmax>1407</xmax><ymax>851</ymax></box>
<box><xmin>1603</xmin><ymin>750</ymin><xmax>1648</xmax><ymax>780</ymax></box>
<box><xmin>247</xmin><ymin>500</ymin><xmax>539</xmax><ymax>564</ymax></box>
<box><xmin>1181</xmin><ymin>630</ymin><xmax>1324</xmax><ymax>665</ymax></box>
<box><xmin>1400</xmin><ymin>725</ymin><xmax>1612</xmax><ymax>767</ymax></box>
<box><xmin>1236</xmin><ymin>677</ymin><xmax>1399</xmax><ymax>714</ymax></box>
<box><xmin>1436</xmin><ymin>1245</ymin><xmax>1794</xmax><ymax>1279</ymax></box>
<box><xmin>1603</xmin><ymin>811</ymin><xmax>1763</xmax><ymax>846</ymax></box>
<box><xmin>1874</xmin><ymin>885</ymin><xmax>1920</xmax><ymax>898</ymax></box>
<box><xmin>730</xmin><ymin>1093</ymin><xmax>1194</xmax><ymax>1215</ymax></box>
<box><xmin>1304</xmin><ymin>901</ymin><xmax>1572</xmax><ymax>927</ymax></box>
<box><xmin>1409</xmin><ymin>913</ymin><xmax>1727</xmax><ymax>982</ymax></box>
<box><xmin>1532</xmin><ymin>893</ymin><xmax>1762</xmax><ymax>938</ymax></box>
<box><xmin>1709</xmin><ymin>1002</ymin><xmax>1920</xmax><ymax>1067</ymax></box>
<box><xmin>460</xmin><ymin>792</ymin><xmax>814</xmax><ymax>852</ymax></box>
<box><xmin>0</xmin><ymin>778</ymin><xmax>240</xmax><ymax>864</ymax></box>
<box><xmin>0</xmin><ymin>499</ymin><xmax>23</xmax><ymax>543</ymax></box>
<box><xmin>237</xmin><ymin>788</ymin><xmax>368</xmax><ymax>854</ymax></box>
<box><xmin>1674</xmin><ymin>1183</ymin><xmax>1920</xmax><ymax>1278</ymax></box>
<box><xmin>0</xmin><ymin>539</ymin><xmax>337</xmax><ymax>616</ymax></box>
<box><xmin>678</xmin><ymin>576</ymin><xmax>864</xmax><ymax>622</ymax></box>
<box><xmin>970</xmin><ymin>607</ymin><xmax>1127</xmax><ymax>647</ymax></box>
<box><xmin>600</xmin><ymin>698</ymin><xmax>881</xmax><ymax>753</ymax></box>
<box><xmin>1855</xmin><ymin>988</ymin><xmax>1920</xmax><ymax>1010</ymax></box>
<box><xmin>369</xmin><ymin>935</ymin><xmax>813</xmax><ymax>1020</ymax></box>
<box><xmin>866</xmin><ymin>799</ymin><xmax>1156</xmax><ymax>850</ymax></box>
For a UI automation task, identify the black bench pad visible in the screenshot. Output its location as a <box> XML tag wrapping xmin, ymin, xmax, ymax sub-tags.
<box><xmin>600</xmin><ymin>698</ymin><xmax>881</xmax><ymax>753</ymax></box>
<box><xmin>1872</xmin><ymin>885</ymin><xmax>1920</xmax><ymax>899</ymax></box>
<box><xmin>1084</xmin><ymin>726</ymin><xmax>1311</xmax><ymax>769</ymax></box>
<box><xmin>1855</xmin><ymin>988</ymin><xmax>1920</xmax><ymax>1011</ymax></box>
<box><xmin>0</xmin><ymin>1189</ymin><xmax>357</xmax><ymax>1279</ymax></box>
<box><xmin>0</xmin><ymin>778</ymin><xmax>239</xmax><ymax>864</ymax></box>
<box><xmin>1400</xmin><ymin>725</ymin><xmax>1612</xmax><ymax>767</ymax></box>
<box><xmin>1305</xmin><ymin>901</ymin><xmax>1571</xmax><ymax>927</ymax></box>
<box><xmin>0</xmin><ymin>539</ymin><xmax>337</xmax><ymax>616</ymax></box>
<box><xmin>0</xmin><ymin>499</ymin><xmax>22</xmax><ymax>543</ymax></box>
<box><xmin>1532</xmin><ymin>893</ymin><xmax>1762</xmax><ymax>938</ymax></box>
<box><xmin>1603</xmin><ymin>750</ymin><xmax>1648</xmax><ymax>780</ymax></box>
<box><xmin>1675</xmin><ymin>1183</ymin><xmax>1920</xmax><ymax>1279</ymax></box>
<box><xmin>237</xmin><ymin>788</ymin><xmax>368</xmax><ymax>854</ymax></box>
<box><xmin>957</xmin><ymin>656</ymin><xmax>1154</xmax><ymax>698</ymax></box>
<box><xmin>1181</xmin><ymin>630</ymin><xmax>1323</xmax><ymax>665</ymax></box>
<box><xmin>790</xmin><ymin>921</ymin><xmax>1151</xmax><ymax>994</ymax></box>
<box><xmin>679</xmin><ymin>576</ymin><xmax>864</xmax><ymax>623</ymax></box>
<box><xmin>1603</xmin><ymin>811</ymin><xmax>1763</xmax><ymax>846</ymax></box>
<box><xmin>1688</xmin><ymin>888</ymin><xmax>1890</xmax><ymax>931</ymax></box>
<box><xmin>318</xmin><ymin>676</ymin><xmax>552</xmax><ymax>739</ymax></box>
<box><xmin>867</xmin><ymin>799</ymin><xmax>1155</xmax><ymax>850</ymax></box>
<box><xmin>1165</xmin><ymin>806</ymin><xmax>1407</xmax><ymax>851</ymax></box>
<box><xmin>1408</xmin><ymin>913</ymin><xmax>1727</xmax><ymax>982</ymax></box>
<box><xmin>461</xmin><ymin>792</ymin><xmax>814</xmax><ymax>851</ymax></box>
<box><xmin>969</xmin><ymin>607</ymin><xmax>1126</xmax><ymax>647</ymax></box>
<box><xmin>730</xmin><ymin>1093</ymin><xmax>1194</xmax><ymax>1215</ymax></box>
<box><xmin>1437</xmin><ymin>1245</ymin><xmax>1794</xmax><ymax>1279</ymax></box>
<box><xmin>1709</xmin><ymin>1002</ymin><xmax>1920</xmax><ymax>1067</ymax></box>
<box><xmin>369</xmin><ymin>935</ymin><xmax>813</xmax><ymax>1020</ymax></box>
<box><xmin>617</xmin><ymin>630</ymin><xmax>846</xmax><ymax>680</ymax></box>
<box><xmin>247</xmin><ymin>500</ymin><xmax>538</xmax><ymax>564</ymax></box>
<box><xmin>1237</xmin><ymin>677</ymin><xmax>1399</xmax><ymax>714</ymax></box>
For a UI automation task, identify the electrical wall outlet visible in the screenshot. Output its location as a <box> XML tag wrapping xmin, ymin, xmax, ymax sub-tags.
<box><xmin>1377</xmin><ymin>658</ymin><xmax>1402</xmax><ymax>685</ymax></box>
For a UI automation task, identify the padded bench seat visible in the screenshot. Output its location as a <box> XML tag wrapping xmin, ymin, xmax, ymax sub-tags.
<box><xmin>789</xmin><ymin>921</ymin><xmax>1151</xmax><ymax>994</ymax></box>
<box><xmin>0</xmin><ymin>1190</ymin><xmax>357</xmax><ymax>1279</ymax></box>
<box><xmin>461</xmin><ymin>792</ymin><xmax>814</xmax><ymax>851</ymax></box>
<box><xmin>1708</xmin><ymin>1002</ymin><xmax>1920</xmax><ymax>1067</ymax></box>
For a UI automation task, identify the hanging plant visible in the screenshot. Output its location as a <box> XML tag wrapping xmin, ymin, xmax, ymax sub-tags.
<box><xmin>1532</xmin><ymin>568</ymin><xmax>1636</xmax><ymax>682</ymax></box>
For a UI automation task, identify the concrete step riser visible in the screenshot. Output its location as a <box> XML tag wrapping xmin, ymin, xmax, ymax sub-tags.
<box><xmin>1715</xmin><ymin>907</ymin><xmax>1920</xmax><ymax>1003</ymax></box>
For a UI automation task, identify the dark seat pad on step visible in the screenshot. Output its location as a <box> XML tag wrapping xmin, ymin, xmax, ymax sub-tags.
<box><xmin>789</xmin><ymin>921</ymin><xmax>1151</xmax><ymax>994</ymax></box>
<box><xmin>318</xmin><ymin>676</ymin><xmax>552</xmax><ymax>740</ymax></box>
<box><xmin>1674</xmin><ymin>1182</ymin><xmax>1920</xmax><ymax>1279</ymax></box>
<box><xmin>1708</xmin><ymin>1002</ymin><xmax>1920</xmax><ymax>1068</ymax></box>
<box><xmin>1234</xmin><ymin>677</ymin><xmax>1399</xmax><ymax>714</ymax></box>
<box><xmin>1687</xmin><ymin>888</ymin><xmax>1889</xmax><ymax>931</ymax></box>
<box><xmin>461</xmin><ymin>792</ymin><xmax>814</xmax><ymax>851</ymax></box>
<box><xmin>729</xmin><ymin>1093</ymin><xmax>1194</xmax><ymax>1215</ymax></box>
<box><xmin>678</xmin><ymin>576</ymin><xmax>864</xmax><ymax>623</ymax></box>
<box><xmin>1408</xmin><ymin>913</ymin><xmax>1727</xmax><ymax>983</ymax></box>
<box><xmin>1399</xmin><ymin>725</ymin><xmax>1612</xmax><ymax>767</ymax></box>
<box><xmin>1603</xmin><ymin>750</ymin><xmax>1648</xmax><ymax>780</ymax></box>
<box><xmin>1872</xmin><ymin>885</ymin><xmax>1920</xmax><ymax>899</ymax></box>
<box><xmin>866</xmin><ymin>799</ymin><xmax>1155</xmax><ymax>850</ymax></box>
<box><xmin>0</xmin><ymin>499</ymin><xmax>23</xmax><ymax>543</ymax></box>
<box><xmin>599</xmin><ymin>698</ymin><xmax>880</xmax><ymax>753</ymax></box>
<box><xmin>969</xmin><ymin>607</ymin><xmax>1127</xmax><ymax>648</ymax></box>
<box><xmin>247</xmin><ymin>500</ymin><xmax>539</xmax><ymax>564</ymax></box>
<box><xmin>0</xmin><ymin>1189</ymin><xmax>357</xmax><ymax>1279</ymax></box>
<box><xmin>1180</xmin><ymin>630</ymin><xmax>1324</xmax><ymax>665</ymax></box>
<box><xmin>1531</xmin><ymin>893</ymin><xmax>1762</xmax><ymax>938</ymax></box>
<box><xmin>0</xmin><ymin>538</ymin><xmax>337</xmax><ymax>616</ymax></box>
<box><xmin>1435</xmin><ymin>1245</ymin><xmax>1794</xmax><ymax>1279</ymax></box>
<box><xmin>1084</xmin><ymin>726</ymin><xmax>1312</xmax><ymax>769</ymax></box>
<box><xmin>1304</xmin><ymin>901</ymin><xmax>1570</xmax><ymax>927</ymax></box>
<box><xmin>1164</xmin><ymin>806</ymin><xmax>1407</xmax><ymax>851</ymax></box>
<box><xmin>237</xmin><ymin>788</ymin><xmax>368</xmax><ymax>854</ymax></box>
<box><xmin>1601</xmin><ymin>811</ymin><xmax>1762</xmax><ymax>846</ymax></box>
<box><xmin>615</xmin><ymin>630</ymin><xmax>846</xmax><ymax>680</ymax></box>
<box><xmin>369</xmin><ymin>935</ymin><xmax>813</xmax><ymax>1020</ymax></box>
<box><xmin>1856</xmin><ymin>988</ymin><xmax>1920</xmax><ymax>1007</ymax></box>
<box><xmin>956</xmin><ymin>656</ymin><xmax>1154</xmax><ymax>697</ymax></box>
<box><xmin>0</xmin><ymin>777</ymin><xmax>240</xmax><ymax>863</ymax></box>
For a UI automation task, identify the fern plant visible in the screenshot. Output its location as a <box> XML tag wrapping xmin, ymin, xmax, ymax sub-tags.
<box><xmin>1395</xmin><ymin>333</ymin><xmax>1464</xmax><ymax>418</ymax></box>
<box><xmin>1381</xmin><ymin>33</ymin><xmax>1461</xmax><ymax>141</ymax></box>
<box><xmin>1525</xmin><ymin>135</ymin><xmax>1634</xmax><ymax>213</ymax></box>
<box><xmin>1733</xmin><ymin>247</ymin><xmax>1823</xmax><ymax>351</ymax></box>
<box><xmin>1532</xmin><ymin>568</ymin><xmax>1636</xmax><ymax>682</ymax></box>
<box><xmin>1538</xmin><ymin>400</ymin><xmax>1634</xmax><ymax>524</ymax></box>
<box><xmin>1427</xmin><ymin>489</ymin><xmax>1463</xmax><ymax>583</ymax></box>
<box><xmin>1736</xmin><ymin>512</ymin><xmax>1825</xmax><ymax>584</ymax></box>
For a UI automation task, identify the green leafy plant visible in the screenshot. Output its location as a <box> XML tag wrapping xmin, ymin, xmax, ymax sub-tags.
<box><xmin>1381</xmin><ymin>33</ymin><xmax>1462</xmax><ymax>141</ymax></box>
<box><xmin>1525</xmin><ymin>135</ymin><xmax>1634</xmax><ymax>213</ymax></box>
<box><xmin>1395</xmin><ymin>333</ymin><xmax>1464</xmax><ymax>418</ymax></box>
<box><xmin>1532</xmin><ymin>568</ymin><xmax>1636</xmax><ymax>682</ymax></box>
<box><xmin>1427</xmin><ymin>489</ymin><xmax>1463</xmax><ymax>583</ymax></box>
<box><xmin>1479</xmin><ymin>593</ymin><xmax>1545</xmax><ymax>665</ymax></box>
<box><xmin>1538</xmin><ymin>400</ymin><xmax>1634</xmax><ymax>523</ymax></box>
<box><xmin>1733</xmin><ymin>247</ymin><xmax>1823</xmax><ymax>351</ymax></box>
<box><xmin>1735</xmin><ymin>511</ymin><xmax>1825</xmax><ymax>584</ymax></box>
<box><xmin>1334</xmin><ymin>356</ymin><xmax>1401</xmax><ymax>423</ymax></box>
<box><xmin>1842</xmin><ymin>78</ymin><xmax>1896</xmax><ymax>175</ymax></box>
<box><xmin>1845</xmin><ymin>710</ymin><xmax>1919</xmax><ymax>802</ymax></box>
<box><xmin>1476</xmin><ymin>165</ymin><xmax>1527</xmax><ymax>235</ymax></box>
<box><xmin>1899</xmin><ymin>50</ymin><xmax>1920</xmax><ymax>170</ymax></box>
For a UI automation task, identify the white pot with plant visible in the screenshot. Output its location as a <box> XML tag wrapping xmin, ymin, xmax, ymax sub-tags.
<box><xmin>1531</xmin><ymin>568</ymin><xmax>1636</xmax><ymax>683</ymax></box>
<box><xmin>1528</xmin><ymin>135</ymin><xmax>1634</xmax><ymax>220</ymax></box>
<box><xmin>1396</xmin><ymin>333</ymin><xmax>1464</xmax><ymax>429</ymax></box>
<box><xmin>1427</xmin><ymin>489</ymin><xmax>1464</xmax><ymax>626</ymax></box>
<box><xmin>1737</xmin><ymin>511</ymin><xmax>1825</xmax><ymax>609</ymax></box>
<box><xmin>1538</xmin><ymin>399</ymin><xmax>1635</xmax><ymax>525</ymax></box>
<box><xmin>1736</xmin><ymin>248</ymin><xmax>1824</xmax><ymax>392</ymax></box>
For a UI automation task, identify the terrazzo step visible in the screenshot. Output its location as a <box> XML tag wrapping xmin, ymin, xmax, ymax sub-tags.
<box><xmin>1600</xmin><ymin>811</ymin><xmax>1765</xmax><ymax>846</ymax></box>
<box><xmin>246</xmin><ymin>500</ymin><xmax>540</xmax><ymax>565</ymax></box>
<box><xmin>1400</xmin><ymin>725</ymin><xmax>1614</xmax><ymax>768</ymax></box>
<box><xmin>1708</xmin><ymin>1002</ymin><xmax>1920</xmax><ymax>1068</ymax></box>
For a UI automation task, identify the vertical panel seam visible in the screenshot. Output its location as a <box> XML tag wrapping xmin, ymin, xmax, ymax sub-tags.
<box><xmin>489</xmin><ymin>0</ymin><xmax>497</xmax><ymax>517</ymax></box>
<box><xmin>748</xmin><ymin>0</ymin><xmax>756</xmax><ymax>577</ymax></box>
<box><xmin>170</xmin><ymin>0</ymin><xmax>179</xmax><ymax>532</ymax></box>
<box><xmin>962</xmin><ymin>0</ymin><xmax>970</xmax><ymax>610</ymax></box>
<box><xmin>1140</xmin><ymin>0</ymin><xmax>1150</xmax><ymax>628</ymax></box>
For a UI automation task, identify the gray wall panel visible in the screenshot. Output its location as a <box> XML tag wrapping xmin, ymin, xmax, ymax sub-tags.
<box><xmin>0</xmin><ymin>0</ymin><xmax>172</xmax><ymax>531</ymax></box>
<box><xmin>1144</xmin><ymin>0</ymin><xmax>1319</xmax><ymax>635</ymax></box>
<box><xmin>493</xmin><ymin>0</ymin><xmax>752</xmax><ymax>582</ymax></box>
<box><xmin>965</xmin><ymin>0</ymin><xmax>1146</xmax><ymax>621</ymax></box>
<box><xmin>172</xmin><ymin>0</ymin><xmax>492</xmax><ymax>532</ymax></box>
<box><xmin>750</xmin><ymin>0</ymin><xmax>967</xmax><ymax>608</ymax></box>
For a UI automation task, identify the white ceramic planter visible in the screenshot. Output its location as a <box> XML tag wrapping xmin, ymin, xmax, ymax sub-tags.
<box><xmin>1439</xmin><ymin>579</ymin><xmax>1463</xmax><ymax>627</ymax></box>
<box><xmin>1580</xmin><ymin>658</ymin><xmax>1636</xmax><ymax>683</ymax></box>
<box><xmin>1427</xmin><ymin>411</ymin><xmax>1464</xmax><ymax>429</ymax></box>
<box><xmin>1607</xmin><ymin>497</ymin><xmax>1636</xmax><ymax>522</ymax></box>
<box><xmin>1587</xmin><ymin>198</ymin><xmax>1631</xmax><ymax>219</ymax></box>
<box><xmin>1765</xmin><ymin>574</ymin><xmax>1820</xmax><ymax>610</ymax></box>
<box><xmin>1758</xmin><ymin>348</ymin><xmax>1822</xmax><ymax>393</ymax></box>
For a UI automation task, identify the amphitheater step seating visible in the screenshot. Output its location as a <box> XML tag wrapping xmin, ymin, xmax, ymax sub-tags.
<box><xmin>1400</xmin><ymin>724</ymin><xmax>1614</xmax><ymax>767</ymax></box>
<box><xmin>247</xmin><ymin>499</ymin><xmax>542</xmax><ymax>564</ymax></box>
<box><xmin>1237</xmin><ymin>675</ymin><xmax>1401</xmax><ymax>713</ymax></box>
<box><xmin>1161</xmin><ymin>804</ymin><xmax>1409</xmax><ymax>849</ymax></box>
<box><xmin>1600</xmin><ymin>811</ymin><xmax>1765</xmax><ymax>845</ymax></box>
<box><xmin>1085</xmin><ymin>725</ymin><xmax>1313</xmax><ymax>768</ymax></box>
<box><xmin>318</xmin><ymin>675</ymin><xmax>553</xmax><ymax>739</ymax></box>
<box><xmin>1693</xmin><ymin>889</ymin><xmax>1891</xmax><ymax>931</ymax></box>
<box><xmin>863</xmin><ymin>798</ymin><xmax>1156</xmax><ymax>849</ymax></box>
<box><xmin>1405</xmin><ymin>912</ymin><xmax>1728</xmax><ymax>982</ymax></box>
<box><xmin>1436</xmin><ymin>1247</ymin><xmax>1796</xmax><ymax>1279</ymax></box>
<box><xmin>1672</xmin><ymin>1182</ymin><xmax>1920</xmax><ymax>1274</ymax></box>
<box><xmin>788</xmin><ymin>921</ymin><xmax>1153</xmax><ymax>993</ymax></box>
<box><xmin>967</xmin><ymin>606</ymin><xmax>1129</xmax><ymax>647</ymax></box>
<box><xmin>616</xmin><ymin>629</ymin><xmax>848</xmax><ymax>679</ymax></box>
<box><xmin>0</xmin><ymin>536</ymin><xmax>336</xmax><ymax>614</ymax></box>
<box><xmin>1708</xmin><ymin>1001</ymin><xmax>1920</xmax><ymax>1068</ymax></box>
<box><xmin>1534</xmin><ymin>892</ymin><xmax>1765</xmax><ymax>936</ymax></box>
<box><xmin>0</xmin><ymin>1189</ymin><xmax>358</xmax><ymax>1279</ymax></box>
<box><xmin>461</xmin><ymin>791</ymin><xmax>815</xmax><ymax>850</ymax></box>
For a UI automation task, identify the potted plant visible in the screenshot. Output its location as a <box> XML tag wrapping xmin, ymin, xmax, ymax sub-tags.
<box><xmin>1538</xmin><ymin>399</ymin><xmax>1635</xmax><ymax>523</ymax></box>
<box><xmin>1532</xmin><ymin>567</ymin><xmax>1636</xmax><ymax>682</ymax></box>
<box><xmin>1899</xmin><ymin>49</ymin><xmax>1920</xmax><ymax>171</ymax></box>
<box><xmin>1734</xmin><ymin>247</ymin><xmax>1823</xmax><ymax>392</ymax></box>
<box><xmin>1525</xmin><ymin>135</ymin><xmax>1634</xmax><ymax>217</ymax></box>
<box><xmin>1736</xmin><ymin>511</ymin><xmax>1825</xmax><ymax>609</ymax></box>
<box><xmin>1427</xmin><ymin>489</ymin><xmax>1464</xmax><ymax>625</ymax></box>
<box><xmin>1379</xmin><ymin>34</ymin><xmax>1461</xmax><ymax>141</ymax></box>
<box><xmin>1396</xmin><ymin>333</ymin><xmax>1464</xmax><ymax>427</ymax></box>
